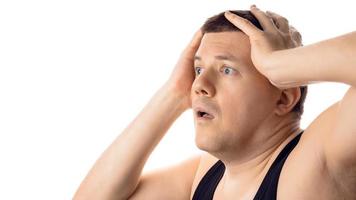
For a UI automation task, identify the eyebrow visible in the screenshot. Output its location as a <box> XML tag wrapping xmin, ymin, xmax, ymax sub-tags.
<box><xmin>194</xmin><ymin>54</ymin><xmax>239</xmax><ymax>62</ymax></box>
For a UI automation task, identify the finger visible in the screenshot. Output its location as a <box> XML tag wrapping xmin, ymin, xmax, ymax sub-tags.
<box><xmin>265</xmin><ymin>12</ymin><xmax>278</xmax><ymax>28</ymax></box>
<box><xmin>290</xmin><ymin>26</ymin><xmax>303</xmax><ymax>46</ymax></box>
<box><xmin>224</xmin><ymin>11</ymin><xmax>262</xmax><ymax>37</ymax></box>
<box><xmin>266</xmin><ymin>10</ymin><xmax>289</xmax><ymax>24</ymax></box>
<box><xmin>182</xmin><ymin>28</ymin><xmax>203</xmax><ymax>57</ymax></box>
<box><xmin>289</xmin><ymin>25</ymin><xmax>300</xmax><ymax>37</ymax></box>
<box><xmin>188</xmin><ymin>28</ymin><xmax>203</xmax><ymax>49</ymax></box>
<box><xmin>266</xmin><ymin>10</ymin><xmax>289</xmax><ymax>33</ymax></box>
<box><xmin>250</xmin><ymin>5</ymin><xmax>278</xmax><ymax>33</ymax></box>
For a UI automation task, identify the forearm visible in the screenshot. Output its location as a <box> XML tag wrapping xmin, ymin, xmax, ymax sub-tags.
<box><xmin>268</xmin><ymin>31</ymin><xmax>356</xmax><ymax>88</ymax></box>
<box><xmin>73</xmin><ymin>84</ymin><xmax>186</xmax><ymax>200</ymax></box>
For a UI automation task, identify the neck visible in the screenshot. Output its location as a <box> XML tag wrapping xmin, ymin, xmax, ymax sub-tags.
<box><xmin>216</xmin><ymin>114</ymin><xmax>302</xmax><ymax>197</ymax></box>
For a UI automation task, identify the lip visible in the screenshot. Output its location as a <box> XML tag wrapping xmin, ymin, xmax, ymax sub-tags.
<box><xmin>193</xmin><ymin>104</ymin><xmax>216</xmax><ymax>120</ymax></box>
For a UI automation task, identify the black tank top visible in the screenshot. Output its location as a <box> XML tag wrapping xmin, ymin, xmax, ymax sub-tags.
<box><xmin>192</xmin><ymin>130</ymin><xmax>303</xmax><ymax>200</ymax></box>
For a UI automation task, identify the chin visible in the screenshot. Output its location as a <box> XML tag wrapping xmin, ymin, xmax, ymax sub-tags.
<box><xmin>194</xmin><ymin>131</ymin><xmax>220</xmax><ymax>153</ymax></box>
<box><xmin>194</xmin><ymin>131</ymin><xmax>209</xmax><ymax>150</ymax></box>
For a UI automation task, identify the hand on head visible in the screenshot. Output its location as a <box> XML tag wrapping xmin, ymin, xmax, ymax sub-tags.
<box><xmin>165</xmin><ymin>29</ymin><xmax>204</xmax><ymax>110</ymax></box>
<box><xmin>224</xmin><ymin>5</ymin><xmax>302</xmax><ymax>84</ymax></box>
<box><xmin>165</xmin><ymin>5</ymin><xmax>303</xmax><ymax>110</ymax></box>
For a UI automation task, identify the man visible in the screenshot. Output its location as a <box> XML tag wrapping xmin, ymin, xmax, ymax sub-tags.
<box><xmin>74</xmin><ymin>5</ymin><xmax>356</xmax><ymax>200</ymax></box>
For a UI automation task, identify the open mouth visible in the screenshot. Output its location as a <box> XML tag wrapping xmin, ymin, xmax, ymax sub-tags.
<box><xmin>197</xmin><ymin>111</ymin><xmax>214</xmax><ymax>119</ymax></box>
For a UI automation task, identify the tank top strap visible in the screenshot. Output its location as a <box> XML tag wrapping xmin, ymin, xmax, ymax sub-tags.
<box><xmin>253</xmin><ymin>130</ymin><xmax>304</xmax><ymax>200</ymax></box>
<box><xmin>192</xmin><ymin>159</ymin><xmax>225</xmax><ymax>200</ymax></box>
<box><xmin>192</xmin><ymin>130</ymin><xmax>304</xmax><ymax>200</ymax></box>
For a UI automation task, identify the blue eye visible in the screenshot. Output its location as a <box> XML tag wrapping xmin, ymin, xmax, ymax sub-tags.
<box><xmin>195</xmin><ymin>67</ymin><xmax>203</xmax><ymax>75</ymax></box>
<box><xmin>194</xmin><ymin>66</ymin><xmax>236</xmax><ymax>76</ymax></box>
<box><xmin>222</xmin><ymin>66</ymin><xmax>235</xmax><ymax>75</ymax></box>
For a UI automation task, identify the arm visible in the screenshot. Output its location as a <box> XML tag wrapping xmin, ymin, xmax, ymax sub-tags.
<box><xmin>73</xmin><ymin>85</ymin><xmax>186</xmax><ymax>200</ymax></box>
<box><xmin>263</xmin><ymin>32</ymin><xmax>356</xmax><ymax>180</ymax></box>
<box><xmin>73</xmin><ymin>29</ymin><xmax>204</xmax><ymax>200</ymax></box>
<box><xmin>268</xmin><ymin>31</ymin><xmax>356</xmax><ymax>88</ymax></box>
<box><xmin>266</xmin><ymin>31</ymin><xmax>356</xmax><ymax>177</ymax></box>
<box><xmin>225</xmin><ymin>7</ymin><xmax>356</xmax><ymax>88</ymax></box>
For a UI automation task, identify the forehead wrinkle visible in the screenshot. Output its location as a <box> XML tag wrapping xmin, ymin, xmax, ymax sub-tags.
<box><xmin>197</xmin><ymin>32</ymin><xmax>250</xmax><ymax>58</ymax></box>
<box><xmin>194</xmin><ymin>33</ymin><xmax>251</xmax><ymax>69</ymax></box>
<box><xmin>195</xmin><ymin>45</ymin><xmax>247</xmax><ymax>63</ymax></box>
<box><xmin>194</xmin><ymin>52</ymin><xmax>242</xmax><ymax>63</ymax></box>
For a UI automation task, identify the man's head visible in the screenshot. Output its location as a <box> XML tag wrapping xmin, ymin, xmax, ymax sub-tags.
<box><xmin>191</xmin><ymin>10</ymin><xmax>307</xmax><ymax>155</ymax></box>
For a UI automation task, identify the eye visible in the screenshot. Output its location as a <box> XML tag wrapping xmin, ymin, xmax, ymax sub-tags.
<box><xmin>194</xmin><ymin>66</ymin><xmax>237</xmax><ymax>76</ymax></box>
<box><xmin>222</xmin><ymin>66</ymin><xmax>236</xmax><ymax>75</ymax></box>
<box><xmin>194</xmin><ymin>67</ymin><xmax>203</xmax><ymax>76</ymax></box>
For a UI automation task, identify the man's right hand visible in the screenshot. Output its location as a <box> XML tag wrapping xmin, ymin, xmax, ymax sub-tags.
<box><xmin>165</xmin><ymin>29</ymin><xmax>203</xmax><ymax>111</ymax></box>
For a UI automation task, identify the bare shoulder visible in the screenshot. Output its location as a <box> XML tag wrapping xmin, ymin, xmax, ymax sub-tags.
<box><xmin>190</xmin><ymin>152</ymin><xmax>220</xmax><ymax>199</ymax></box>
<box><xmin>298</xmin><ymin>91</ymin><xmax>356</xmax><ymax>198</ymax></box>
<box><xmin>128</xmin><ymin>154</ymin><xmax>202</xmax><ymax>200</ymax></box>
<box><xmin>278</xmin><ymin>101</ymin><xmax>353</xmax><ymax>199</ymax></box>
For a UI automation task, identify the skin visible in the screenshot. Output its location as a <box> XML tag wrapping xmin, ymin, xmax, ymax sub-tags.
<box><xmin>74</xmin><ymin>5</ymin><xmax>356</xmax><ymax>200</ymax></box>
<box><xmin>196</xmin><ymin>5</ymin><xmax>356</xmax><ymax>199</ymax></box>
<box><xmin>190</xmin><ymin>30</ymin><xmax>303</xmax><ymax>199</ymax></box>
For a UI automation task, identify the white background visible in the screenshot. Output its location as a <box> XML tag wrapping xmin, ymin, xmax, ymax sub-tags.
<box><xmin>0</xmin><ymin>0</ymin><xmax>354</xmax><ymax>199</ymax></box>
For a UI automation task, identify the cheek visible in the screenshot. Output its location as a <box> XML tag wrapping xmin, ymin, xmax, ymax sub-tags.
<box><xmin>219</xmin><ymin>91</ymin><xmax>251</xmax><ymax>127</ymax></box>
<box><xmin>218</xmin><ymin>85</ymin><xmax>271</xmax><ymax>129</ymax></box>
<box><xmin>220</xmin><ymin>85</ymin><xmax>255</xmax><ymax>112</ymax></box>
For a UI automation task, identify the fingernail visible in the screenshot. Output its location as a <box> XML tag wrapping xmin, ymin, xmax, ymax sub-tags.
<box><xmin>251</xmin><ymin>4</ymin><xmax>257</xmax><ymax>9</ymax></box>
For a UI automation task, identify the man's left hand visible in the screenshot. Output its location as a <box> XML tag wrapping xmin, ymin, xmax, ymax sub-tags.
<box><xmin>224</xmin><ymin>5</ymin><xmax>302</xmax><ymax>86</ymax></box>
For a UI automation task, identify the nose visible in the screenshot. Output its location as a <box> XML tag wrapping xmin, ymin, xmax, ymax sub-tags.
<box><xmin>192</xmin><ymin>74</ymin><xmax>216</xmax><ymax>97</ymax></box>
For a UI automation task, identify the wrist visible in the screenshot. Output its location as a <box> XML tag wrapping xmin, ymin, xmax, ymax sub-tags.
<box><xmin>262</xmin><ymin>51</ymin><xmax>284</xmax><ymax>84</ymax></box>
<box><xmin>158</xmin><ymin>83</ymin><xmax>189</xmax><ymax>113</ymax></box>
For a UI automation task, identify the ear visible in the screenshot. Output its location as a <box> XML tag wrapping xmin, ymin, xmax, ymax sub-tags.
<box><xmin>274</xmin><ymin>87</ymin><xmax>301</xmax><ymax>116</ymax></box>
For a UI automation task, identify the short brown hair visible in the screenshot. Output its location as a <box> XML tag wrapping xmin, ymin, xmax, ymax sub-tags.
<box><xmin>201</xmin><ymin>10</ymin><xmax>307</xmax><ymax>117</ymax></box>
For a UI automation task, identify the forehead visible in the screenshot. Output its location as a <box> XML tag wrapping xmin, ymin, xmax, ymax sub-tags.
<box><xmin>196</xmin><ymin>31</ymin><xmax>251</xmax><ymax>60</ymax></box>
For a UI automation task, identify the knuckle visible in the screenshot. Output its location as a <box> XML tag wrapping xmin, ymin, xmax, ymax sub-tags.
<box><xmin>294</xmin><ymin>32</ymin><xmax>302</xmax><ymax>41</ymax></box>
<box><xmin>241</xmin><ymin>18</ymin><xmax>251</xmax><ymax>26</ymax></box>
<box><xmin>255</xmin><ymin>31</ymin><xmax>266</xmax><ymax>38</ymax></box>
